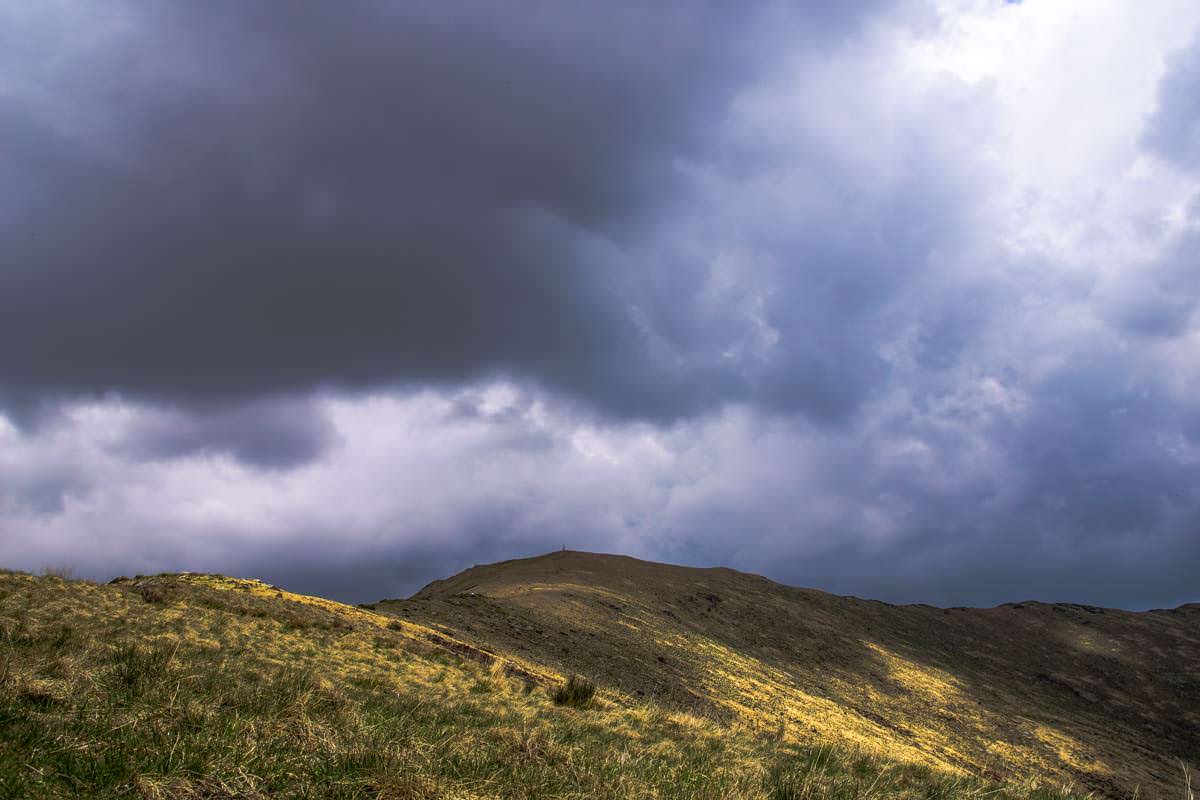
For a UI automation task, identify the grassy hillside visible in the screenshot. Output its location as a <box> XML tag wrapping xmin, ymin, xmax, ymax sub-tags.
<box><xmin>373</xmin><ymin>551</ymin><xmax>1200</xmax><ymax>799</ymax></box>
<box><xmin>0</xmin><ymin>568</ymin><xmax>1119</xmax><ymax>800</ymax></box>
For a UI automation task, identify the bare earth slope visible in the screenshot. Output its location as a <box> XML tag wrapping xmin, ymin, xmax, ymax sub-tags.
<box><xmin>372</xmin><ymin>550</ymin><xmax>1200</xmax><ymax>799</ymax></box>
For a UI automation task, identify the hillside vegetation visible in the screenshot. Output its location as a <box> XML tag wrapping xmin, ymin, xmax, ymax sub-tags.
<box><xmin>0</xmin><ymin>555</ymin><xmax>1194</xmax><ymax>798</ymax></box>
<box><xmin>373</xmin><ymin>551</ymin><xmax>1200</xmax><ymax>799</ymax></box>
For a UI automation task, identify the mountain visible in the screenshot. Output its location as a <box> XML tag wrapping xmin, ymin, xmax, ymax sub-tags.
<box><xmin>370</xmin><ymin>550</ymin><xmax>1200</xmax><ymax>798</ymax></box>
<box><xmin>2</xmin><ymin>555</ymin><xmax>1196</xmax><ymax>798</ymax></box>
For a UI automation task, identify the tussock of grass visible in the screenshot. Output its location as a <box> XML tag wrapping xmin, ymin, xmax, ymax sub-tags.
<box><xmin>110</xmin><ymin>642</ymin><xmax>177</xmax><ymax>696</ymax></box>
<box><xmin>0</xmin><ymin>571</ymin><xmax>1120</xmax><ymax>799</ymax></box>
<box><xmin>552</xmin><ymin>674</ymin><xmax>597</xmax><ymax>708</ymax></box>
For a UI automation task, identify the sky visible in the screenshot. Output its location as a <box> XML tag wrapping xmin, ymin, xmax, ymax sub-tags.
<box><xmin>2</xmin><ymin>0</ymin><xmax>1199</xmax><ymax>609</ymax></box>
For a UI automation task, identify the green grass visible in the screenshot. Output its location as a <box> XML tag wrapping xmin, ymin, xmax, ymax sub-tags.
<box><xmin>0</xmin><ymin>571</ymin><xmax>1107</xmax><ymax>799</ymax></box>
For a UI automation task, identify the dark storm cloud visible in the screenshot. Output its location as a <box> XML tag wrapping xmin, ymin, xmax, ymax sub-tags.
<box><xmin>754</xmin><ymin>169</ymin><xmax>974</xmax><ymax>422</ymax></box>
<box><xmin>0</xmin><ymin>0</ymin><xmax>893</xmax><ymax>430</ymax></box>
<box><xmin>737</xmin><ymin>342</ymin><xmax>1200</xmax><ymax>610</ymax></box>
<box><xmin>921</xmin><ymin>370</ymin><xmax>1200</xmax><ymax>611</ymax></box>
<box><xmin>113</xmin><ymin>396</ymin><xmax>340</xmax><ymax>469</ymax></box>
<box><xmin>1144</xmin><ymin>31</ymin><xmax>1200</xmax><ymax>169</ymax></box>
<box><xmin>5</xmin><ymin>1</ymin><xmax>1200</xmax><ymax>613</ymax></box>
<box><xmin>4</xmin><ymin>466</ymin><xmax>90</xmax><ymax>516</ymax></box>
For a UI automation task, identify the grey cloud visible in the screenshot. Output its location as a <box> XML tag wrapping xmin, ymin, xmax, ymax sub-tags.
<box><xmin>0</xmin><ymin>0</ymin><xmax>894</xmax><ymax>428</ymax></box>
<box><xmin>3</xmin><ymin>1</ymin><xmax>1198</xmax><ymax>612</ymax></box>
<box><xmin>113</xmin><ymin>397</ymin><xmax>340</xmax><ymax>469</ymax></box>
<box><xmin>1144</xmin><ymin>31</ymin><xmax>1200</xmax><ymax>169</ymax></box>
<box><xmin>1102</xmin><ymin>229</ymin><xmax>1200</xmax><ymax>339</ymax></box>
<box><xmin>3</xmin><ymin>361</ymin><xmax>1198</xmax><ymax>609</ymax></box>
<box><xmin>635</xmin><ymin>298</ymin><xmax>1200</xmax><ymax>611</ymax></box>
<box><xmin>776</xmin><ymin>348</ymin><xmax>1200</xmax><ymax>610</ymax></box>
<box><xmin>1109</xmin><ymin>289</ymin><xmax>1195</xmax><ymax>339</ymax></box>
<box><xmin>3</xmin><ymin>468</ymin><xmax>90</xmax><ymax>515</ymax></box>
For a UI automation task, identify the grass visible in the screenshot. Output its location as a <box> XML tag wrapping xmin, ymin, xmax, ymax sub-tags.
<box><xmin>383</xmin><ymin>550</ymin><xmax>1200</xmax><ymax>798</ymax></box>
<box><xmin>551</xmin><ymin>674</ymin><xmax>596</xmax><ymax>709</ymax></box>
<box><xmin>762</xmin><ymin>746</ymin><xmax>1089</xmax><ymax>800</ymax></box>
<box><xmin>0</xmin><ymin>570</ymin><xmax>1131</xmax><ymax>799</ymax></box>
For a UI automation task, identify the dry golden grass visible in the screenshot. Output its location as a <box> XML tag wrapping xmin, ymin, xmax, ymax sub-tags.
<box><xmin>0</xmin><ymin>567</ymin><xmax>1129</xmax><ymax>799</ymax></box>
<box><xmin>375</xmin><ymin>550</ymin><xmax>1200</xmax><ymax>799</ymax></box>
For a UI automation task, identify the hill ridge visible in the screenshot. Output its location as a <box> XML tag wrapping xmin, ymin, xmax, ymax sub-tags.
<box><xmin>5</xmin><ymin>567</ymin><xmax>1144</xmax><ymax>799</ymax></box>
<box><xmin>409</xmin><ymin>548</ymin><xmax>1195</xmax><ymax>613</ymax></box>
<box><xmin>372</xmin><ymin>549</ymin><xmax>1200</xmax><ymax>799</ymax></box>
